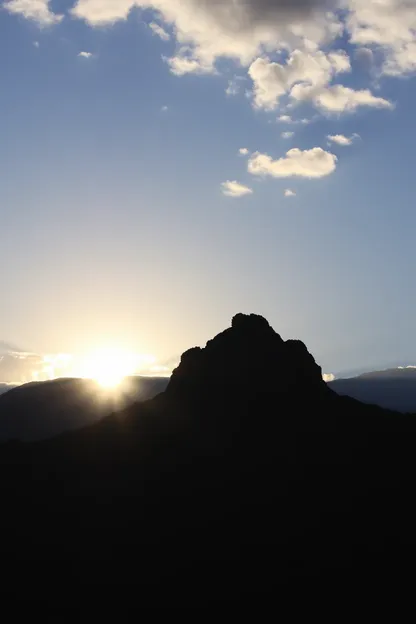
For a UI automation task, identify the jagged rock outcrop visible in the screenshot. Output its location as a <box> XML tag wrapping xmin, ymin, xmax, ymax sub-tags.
<box><xmin>166</xmin><ymin>312</ymin><xmax>326</xmax><ymax>400</ymax></box>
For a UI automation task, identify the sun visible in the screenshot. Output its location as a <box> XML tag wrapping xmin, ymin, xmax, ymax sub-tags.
<box><xmin>80</xmin><ymin>348</ymin><xmax>142</xmax><ymax>389</ymax></box>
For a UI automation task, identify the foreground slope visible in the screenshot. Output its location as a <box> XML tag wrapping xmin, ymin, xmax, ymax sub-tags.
<box><xmin>1</xmin><ymin>313</ymin><xmax>416</xmax><ymax>604</ymax></box>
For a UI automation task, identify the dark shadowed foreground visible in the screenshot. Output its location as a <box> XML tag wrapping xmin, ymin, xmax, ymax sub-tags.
<box><xmin>1</xmin><ymin>314</ymin><xmax>415</xmax><ymax>608</ymax></box>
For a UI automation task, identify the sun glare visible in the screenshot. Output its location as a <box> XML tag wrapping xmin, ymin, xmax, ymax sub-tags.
<box><xmin>79</xmin><ymin>348</ymin><xmax>148</xmax><ymax>389</ymax></box>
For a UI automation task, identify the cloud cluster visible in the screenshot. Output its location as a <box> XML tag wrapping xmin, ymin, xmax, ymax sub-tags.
<box><xmin>70</xmin><ymin>0</ymin><xmax>340</xmax><ymax>70</ymax></box>
<box><xmin>7</xmin><ymin>1</ymin><xmax>402</xmax><ymax>122</ymax></box>
<box><xmin>6</xmin><ymin>1</ymin><xmax>416</xmax><ymax>84</ymax></box>
<box><xmin>5</xmin><ymin>0</ymin><xmax>416</xmax><ymax>193</ymax></box>
<box><xmin>249</xmin><ymin>48</ymin><xmax>353</xmax><ymax>111</ymax></box>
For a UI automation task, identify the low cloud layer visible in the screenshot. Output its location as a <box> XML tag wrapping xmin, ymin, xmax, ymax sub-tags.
<box><xmin>0</xmin><ymin>345</ymin><xmax>174</xmax><ymax>384</ymax></box>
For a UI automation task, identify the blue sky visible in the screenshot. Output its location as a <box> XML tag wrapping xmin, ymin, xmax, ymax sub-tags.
<box><xmin>1</xmin><ymin>0</ymin><xmax>416</xmax><ymax>383</ymax></box>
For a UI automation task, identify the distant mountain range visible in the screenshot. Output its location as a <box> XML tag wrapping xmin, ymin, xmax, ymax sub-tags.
<box><xmin>1</xmin><ymin>365</ymin><xmax>416</xmax><ymax>442</ymax></box>
<box><xmin>1</xmin><ymin>313</ymin><xmax>416</xmax><ymax>605</ymax></box>
<box><xmin>0</xmin><ymin>383</ymin><xmax>15</xmax><ymax>397</ymax></box>
<box><xmin>328</xmin><ymin>368</ymin><xmax>416</xmax><ymax>412</ymax></box>
<box><xmin>0</xmin><ymin>376</ymin><xmax>168</xmax><ymax>442</ymax></box>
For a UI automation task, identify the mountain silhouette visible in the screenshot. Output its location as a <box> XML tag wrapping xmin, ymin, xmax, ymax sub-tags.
<box><xmin>330</xmin><ymin>367</ymin><xmax>416</xmax><ymax>412</ymax></box>
<box><xmin>0</xmin><ymin>376</ymin><xmax>168</xmax><ymax>441</ymax></box>
<box><xmin>1</xmin><ymin>313</ymin><xmax>416</xmax><ymax>607</ymax></box>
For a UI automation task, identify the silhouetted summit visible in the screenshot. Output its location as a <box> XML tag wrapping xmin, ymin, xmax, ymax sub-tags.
<box><xmin>167</xmin><ymin>312</ymin><xmax>326</xmax><ymax>399</ymax></box>
<box><xmin>1</xmin><ymin>314</ymin><xmax>416</xmax><ymax>608</ymax></box>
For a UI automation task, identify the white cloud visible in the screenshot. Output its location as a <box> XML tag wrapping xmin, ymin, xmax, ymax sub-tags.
<box><xmin>239</xmin><ymin>148</ymin><xmax>249</xmax><ymax>156</ymax></box>
<box><xmin>327</xmin><ymin>133</ymin><xmax>359</xmax><ymax>146</ymax></box>
<box><xmin>11</xmin><ymin>1</ymin><xmax>416</xmax><ymax>88</ymax></box>
<box><xmin>9</xmin><ymin>1</ymin><xmax>408</xmax><ymax>133</ymax></box>
<box><xmin>315</xmin><ymin>85</ymin><xmax>393</xmax><ymax>113</ymax></box>
<box><xmin>281</xmin><ymin>131</ymin><xmax>294</xmax><ymax>139</ymax></box>
<box><xmin>161</xmin><ymin>105</ymin><xmax>168</xmax><ymax>112</ymax></box>
<box><xmin>71</xmin><ymin>1</ymin><xmax>343</xmax><ymax>74</ymax></box>
<box><xmin>323</xmin><ymin>373</ymin><xmax>335</xmax><ymax>382</ymax></box>
<box><xmin>347</xmin><ymin>0</ymin><xmax>416</xmax><ymax>77</ymax></box>
<box><xmin>165</xmin><ymin>54</ymin><xmax>213</xmax><ymax>76</ymax></box>
<box><xmin>149</xmin><ymin>21</ymin><xmax>170</xmax><ymax>41</ymax></box>
<box><xmin>284</xmin><ymin>189</ymin><xmax>296</xmax><ymax>197</ymax></box>
<box><xmin>78</xmin><ymin>51</ymin><xmax>93</xmax><ymax>58</ymax></box>
<box><xmin>248</xmin><ymin>147</ymin><xmax>337</xmax><ymax>179</ymax></box>
<box><xmin>71</xmin><ymin>0</ymin><xmax>138</xmax><ymax>25</ymax></box>
<box><xmin>248</xmin><ymin>48</ymin><xmax>351</xmax><ymax>110</ymax></box>
<box><xmin>4</xmin><ymin>0</ymin><xmax>63</xmax><ymax>25</ymax></box>
<box><xmin>278</xmin><ymin>115</ymin><xmax>311</xmax><ymax>125</ymax></box>
<box><xmin>33</xmin><ymin>40</ymin><xmax>40</xmax><ymax>48</ymax></box>
<box><xmin>221</xmin><ymin>180</ymin><xmax>253</xmax><ymax>198</ymax></box>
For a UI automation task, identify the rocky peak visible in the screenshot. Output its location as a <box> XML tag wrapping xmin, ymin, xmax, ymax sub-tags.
<box><xmin>166</xmin><ymin>313</ymin><xmax>325</xmax><ymax>401</ymax></box>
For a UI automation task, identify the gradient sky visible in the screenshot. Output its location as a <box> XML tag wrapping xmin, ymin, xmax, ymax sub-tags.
<box><xmin>1</xmin><ymin>0</ymin><xmax>416</xmax><ymax>382</ymax></box>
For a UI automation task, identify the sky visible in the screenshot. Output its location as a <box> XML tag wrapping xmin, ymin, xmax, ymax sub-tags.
<box><xmin>1</xmin><ymin>0</ymin><xmax>416</xmax><ymax>384</ymax></box>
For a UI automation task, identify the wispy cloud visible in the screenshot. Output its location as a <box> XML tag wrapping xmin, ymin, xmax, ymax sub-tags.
<box><xmin>221</xmin><ymin>180</ymin><xmax>253</xmax><ymax>198</ymax></box>
<box><xmin>226</xmin><ymin>75</ymin><xmax>245</xmax><ymax>96</ymax></box>
<box><xmin>149</xmin><ymin>21</ymin><xmax>170</xmax><ymax>42</ymax></box>
<box><xmin>327</xmin><ymin>133</ymin><xmax>360</xmax><ymax>146</ymax></box>
<box><xmin>315</xmin><ymin>85</ymin><xmax>393</xmax><ymax>113</ymax></box>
